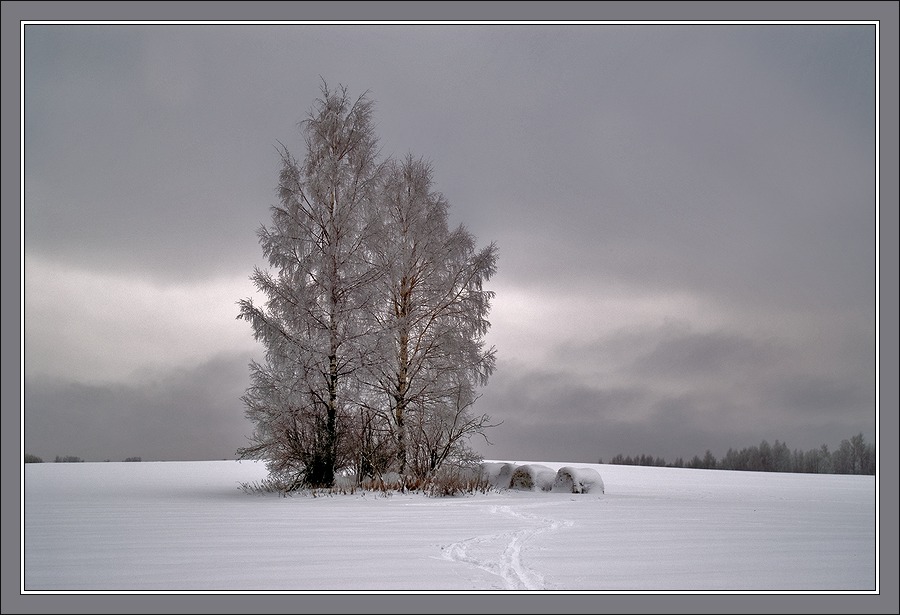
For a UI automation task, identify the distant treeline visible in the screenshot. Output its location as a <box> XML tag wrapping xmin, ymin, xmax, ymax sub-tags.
<box><xmin>24</xmin><ymin>455</ymin><xmax>142</xmax><ymax>463</ymax></box>
<box><xmin>23</xmin><ymin>455</ymin><xmax>85</xmax><ymax>463</ymax></box>
<box><xmin>601</xmin><ymin>432</ymin><xmax>875</xmax><ymax>475</ymax></box>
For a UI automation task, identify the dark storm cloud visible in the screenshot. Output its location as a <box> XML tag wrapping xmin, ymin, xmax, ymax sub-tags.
<box><xmin>24</xmin><ymin>353</ymin><xmax>253</xmax><ymax>462</ymax></box>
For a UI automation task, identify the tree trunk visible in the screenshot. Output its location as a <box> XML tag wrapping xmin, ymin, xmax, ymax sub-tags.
<box><xmin>394</xmin><ymin>279</ymin><xmax>411</xmax><ymax>475</ymax></box>
<box><xmin>395</xmin><ymin>328</ymin><xmax>409</xmax><ymax>475</ymax></box>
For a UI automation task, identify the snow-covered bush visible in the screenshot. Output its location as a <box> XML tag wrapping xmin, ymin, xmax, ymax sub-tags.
<box><xmin>509</xmin><ymin>464</ymin><xmax>556</xmax><ymax>492</ymax></box>
<box><xmin>418</xmin><ymin>465</ymin><xmax>492</xmax><ymax>497</ymax></box>
<box><xmin>480</xmin><ymin>462</ymin><xmax>518</xmax><ymax>489</ymax></box>
<box><xmin>552</xmin><ymin>466</ymin><xmax>605</xmax><ymax>494</ymax></box>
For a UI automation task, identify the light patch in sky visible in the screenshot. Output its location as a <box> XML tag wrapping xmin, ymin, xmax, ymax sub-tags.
<box><xmin>24</xmin><ymin>256</ymin><xmax>263</xmax><ymax>384</ymax></box>
<box><xmin>486</xmin><ymin>280</ymin><xmax>725</xmax><ymax>372</ymax></box>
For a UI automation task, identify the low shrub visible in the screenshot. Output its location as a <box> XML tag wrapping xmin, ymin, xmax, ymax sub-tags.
<box><xmin>238</xmin><ymin>476</ymin><xmax>299</xmax><ymax>496</ymax></box>
<box><xmin>239</xmin><ymin>464</ymin><xmax>495</xmax><ymax>498</ymax></box>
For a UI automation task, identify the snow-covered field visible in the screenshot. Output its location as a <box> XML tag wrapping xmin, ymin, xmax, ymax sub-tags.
<box><xmin>22</xmin><ymin>459</ymin><xmax>876</xmax><ymax>593</ymax></box>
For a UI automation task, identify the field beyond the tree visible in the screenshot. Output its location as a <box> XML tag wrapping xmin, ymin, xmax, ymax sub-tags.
<box><xmin>23</xmin><ymin>459</ymin><xmax>876</xmax><ymax>592</ymax></box>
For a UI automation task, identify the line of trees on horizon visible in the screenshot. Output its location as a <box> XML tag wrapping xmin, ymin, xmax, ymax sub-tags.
<box><xmin>23</xmin><ymin>455</ymin><xmax>143</xmax><ymax>463</ymax></box>
<box><xmin>600</xmin><ymin>432</ymin><xmax>875</xmax><ymax>475</ymax></box>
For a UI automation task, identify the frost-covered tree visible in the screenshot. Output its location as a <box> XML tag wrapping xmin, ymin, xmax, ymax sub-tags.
<box><xmin>360</xmin><ymin>155</ymin><xmax>498</xmax><ymax>479</ymax></box>
<box><xmin>237</xmin><ymin>84</ymin><xmax>499</xmax><ymax>491</ymax></box>
<box><xmin>849</xmin><ymin>432</ymin><xmax>874</xmax><ymax>474</ymax></box>
<box><xmin>237</xmin><ymin>83</ymin><xmax>381</xmax><ymax>488</ymax></box>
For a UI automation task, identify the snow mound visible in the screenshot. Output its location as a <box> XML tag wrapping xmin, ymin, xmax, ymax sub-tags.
<box><xmin>552</xmin><ymin>466</ymin><xmax>605</xmax><ymax>494</ymax></box>
<box><xmin>480</xmin><ymin>462</ymin><xmax>517</xmax><ymax>489</ymax></box>
<box><xmin>509</xmin><ymin>464</ymin><xmax>556</xmax><ymax>492</ymax></box>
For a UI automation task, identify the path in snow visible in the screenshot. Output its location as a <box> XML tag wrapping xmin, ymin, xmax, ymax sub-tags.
<box><xmin>440</xmin><ymin>504</ymin><xmax>574</xmax><ymax>590</ymax></box>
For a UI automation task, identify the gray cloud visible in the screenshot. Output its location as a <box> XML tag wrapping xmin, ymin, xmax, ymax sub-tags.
<box><xmin>476</xmin><ymin>367</ymin><xmax>874</xmax><ymax>465</ymax></box>
<box><xmin>629</xmin><ymin>325</ymin><xmax>787</xmax><ymax>380</ymax></box>
<box><xmin>24</xmin><ymin>353</ymin><xmax>253</xmax><ymax>462</ymax></box>
<box><xmin>760</xmin><ymin>374</ymin><xmax>875</xmax><ymax>427</ymax></box>
<box><xmin>24</xmin><ymin>25</ymin><xmax>875</xmax><ymax>294</ymax></box>
<box><xmin>22</xmin><ymin>23</ymin><xmax>878</xmax><ymax>463</ymax></box>
<box><xmin>474</xmin><ymin>317</ymin><xmax>875</xmax><ymax>463</ymax></box>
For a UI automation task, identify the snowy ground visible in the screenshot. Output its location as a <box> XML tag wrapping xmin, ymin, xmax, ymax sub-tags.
<box><xmin>22</xmin><ymin>459</ymin><xmax>876</xmax><ymax>593</ymax></box>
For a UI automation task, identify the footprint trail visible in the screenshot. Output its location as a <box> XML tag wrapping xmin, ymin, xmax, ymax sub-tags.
<box><xmin>441</xmin><ymin>504</ymin><xmax>574</xmax><ymax>590</ymax></box>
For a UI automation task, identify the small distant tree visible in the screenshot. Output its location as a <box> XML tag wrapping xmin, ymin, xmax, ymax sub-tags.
<box><xmin>772</xmin><ymin>440</ymin><xmax>791</xmax><ymax>472</ymax></box>
<box><xmin>817</xmin><ymin>444</ymin><xmax>833</xmax><ymax>474</ymax></box>
<box><xmin>24</xmin><ymin>453</ymin><xmax>43</xmax><ymax>463</ymax></box>
<box><xmin>832</xmin><ymin>439</ymin><xmax>855</xmax><ymax>474</ymax></box>
<box><xmin>123</xmin><ymin>457</ymin><xmax>142</xmax><ymax>462</ymax></box>
<box><xmin>849</xmin><ymin>432</ymin><xmax>875</xmax><ymax>475</ymax></box>
<box><xmin>720</xmin><ymin>448</ymin><xmax>740</xmax><ymax>470</ymax></box>
<box><xmin>757</xmin><ymin>440</ymin><xmax>773</xmax><ymax>472</ymax></box>
<box><xmin>791</xmin><ymin>448</ymin><xmax>805</xmax><ymax>473</ymax></box>
<box><xmin>799</xmin><ymin>447</ymin><xmax>818</xmax><ymax>473</ymax></box>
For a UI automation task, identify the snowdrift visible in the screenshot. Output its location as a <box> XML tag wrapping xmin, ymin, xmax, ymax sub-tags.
<box><xmin>481</xmin><ymin>462</ymin><xmax>605</xmax><ymax>494</ymax></box>
<box><xmin>480</xmin><ymin>462</ymin><xmax>517</xmax><ymax>489</ymax></box>
<box><xmin>552</xmin><ymin>466</ymin><xmax>605</xmax><ymax>494</ymax></box>
<box><xmin>509</xmin><ymin>464</ymin><xmax>557</xmax><ymax>491</ymax></box>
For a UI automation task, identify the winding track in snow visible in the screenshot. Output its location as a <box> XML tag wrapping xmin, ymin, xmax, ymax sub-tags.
<box><xmin>440</xmin><ymin>504</ymin><xmax>574</xmax><ymax>590</ymax></box>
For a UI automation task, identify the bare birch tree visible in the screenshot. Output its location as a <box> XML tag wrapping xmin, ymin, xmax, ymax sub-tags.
<box><xmin>362</xmin><ymin>155</ymin><xmax>498</xmax><ymax>479</ymax></box>
<box><xmin>237</xmin><ymin>82</ymin><xmax>380</xmax><ymax>488</ymax></box>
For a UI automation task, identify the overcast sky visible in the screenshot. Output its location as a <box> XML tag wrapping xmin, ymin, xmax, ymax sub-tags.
<box><xmin>22</xmin><ymin>21</ymin><xmax>879</xmax><ymax>464</ymax></box>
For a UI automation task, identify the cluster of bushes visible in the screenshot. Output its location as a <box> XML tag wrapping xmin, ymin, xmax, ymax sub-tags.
<box><xmin>239</xmin><ymin>462</ymin><xmax>494</xmax><ymax>498</ymax></box>
<box><xmin>603</xmin><ymin>432</ymin><xmax>876</xmax><ymax>475</ymax></box>
<box><xmin>239</xmin><ymin>461</ymin><xmax>607</xmax><ymax>497</ymax></box>
<box><xmin>481</xmin><ymin>462</ymin><xmax>605</xmax><ymax>494</ymax></box>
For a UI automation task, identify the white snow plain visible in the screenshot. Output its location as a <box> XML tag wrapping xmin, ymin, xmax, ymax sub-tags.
<box><xmin>22</xmin><ymin>459</ymin><xmax>876</xmax><ymax>593</ymax></box>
